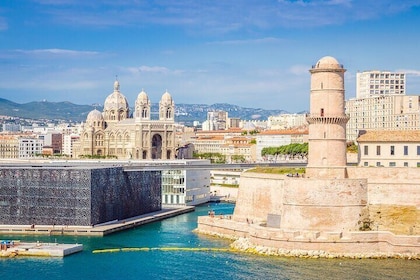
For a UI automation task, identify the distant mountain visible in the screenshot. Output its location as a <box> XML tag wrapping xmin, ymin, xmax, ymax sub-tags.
<box><xmin>0</xmin><ymin>98</ymin><xmax>97</xmax><ymax>122</ymax></box>
<box><xmin>0</xmin><ymin>98</ymin><xmax>290</xmax><ymax>124</ymax></box>
<box><xmin>172</xmin><ymin>103</ymin><xmax>288</xmax><ymax>125</ymax></box>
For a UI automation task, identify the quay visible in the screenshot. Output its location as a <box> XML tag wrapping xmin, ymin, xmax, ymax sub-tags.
<box><xmin>1</xmin><ymin>241</ymin><xmax>83</xmax><ymax>257</ymax></box>
<box><xmin>0</xmin><ymin>207</ymin><xmax>194</xmax><ymax>237</ymax></box>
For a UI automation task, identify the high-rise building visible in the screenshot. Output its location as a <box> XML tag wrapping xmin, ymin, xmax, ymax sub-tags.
<box><xmin>345</xmin><ymin>95</ymin><xmax>420</xmax><ymax>142</ymax></box>
<box><xmin>356</xmin><ymin>70</ymin><xmax>406</xmax><ymax>99</ymax></box>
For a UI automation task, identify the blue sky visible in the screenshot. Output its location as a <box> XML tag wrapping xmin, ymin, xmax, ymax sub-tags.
<box><xmin>0</xmin><ymin>0</ymin><xmax>420</xmax><ymax>112</ymax></box>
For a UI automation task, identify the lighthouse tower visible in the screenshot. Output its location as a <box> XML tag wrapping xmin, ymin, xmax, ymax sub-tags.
<box><xmin>306</xmin><ymin>56</ymin><xmax>349</xmax><ymax>179</ymax></box>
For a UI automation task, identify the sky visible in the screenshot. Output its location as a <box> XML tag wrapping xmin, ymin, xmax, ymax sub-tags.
<box><xmin>0</xmin><ymin>0</ymin><xmax>420</xmax><ymax>112</ymax></box>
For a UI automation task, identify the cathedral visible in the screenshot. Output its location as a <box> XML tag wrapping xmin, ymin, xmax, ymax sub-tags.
<box><xmin>75</xmin><ymin>80</ymin><xmax>176</xmax><ymax>160</ymax></box>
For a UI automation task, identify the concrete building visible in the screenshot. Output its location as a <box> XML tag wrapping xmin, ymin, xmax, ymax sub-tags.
<box><xmin>161</xmin><ymin>160</ymin><xmax>211</xmax><ymax>207</ymax></box>
<box><xmin>18</xmin><ymin>137</ymin><xmax>43</xmax><ymax>158</ymax></box>
<box><xmin>356</xmin><ymin>70</ymin><xmax>406</xmax><ymax>99</ymax></box>
<box><xmin>0</xmin><ymin>165</ymin><xmax>161</xmax><ymax>226</ymax></box>
<box><xmin>202</xmin><ymin>111</ymin><xmax>228</xmax><ymax>131</ymax></box>
<box><xmin>39</xmin><ymin>133</ymin><xmax>63</xmax><ymax>154</ymax></box>
<box><xmin>2</xmin><ymin>123</ymin><xmax>20</xmax><ymax>132</ymax></box>
<box><xmin>255</xmin><ymin>129</ymin><xmax>308</xmax><ymax>162</ymax></box>
<box><xmin>62</xmin><ymin>134</ymin><xmax>80</xmax><ymax>158</ymax></box>
<box><xmin>75</xmin><ymin>80</ymin><xmax>176</xmax><ymax>160</ymax></box>
<box><xmin>0</xmin><ymin>135</ymin><xmax>19</xmax><ymax>158</ymax></box>
<box><xmin>220</xmin><ymin>136</ymin><xmax>256</xmax><ymax>163</ymax></box>
<box><xmin>267</xmin><ymin>114</ymin><xmax>307</xmax><ymax>130</ymax></box>
<box><xmin>357</xmin><ymin>130</ymin><xmax>420</xmax><ymax>167</ymax></box>
<box><xmin>345</xmin><ymin>94</ymin><xmax>420</xmax><ymax>142</ymax></box>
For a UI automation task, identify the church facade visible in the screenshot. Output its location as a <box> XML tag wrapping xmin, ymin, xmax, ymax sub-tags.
<box><xmin>75</xmin><ymin>80</ymin><xmax>176</xmax><ymax>160</ymax></box>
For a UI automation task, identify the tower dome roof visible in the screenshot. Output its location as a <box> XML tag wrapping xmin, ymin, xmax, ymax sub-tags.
<box><xmin>314</xmin><ymin>56</ymin><xmax>342</xmax><ymax>69</ymax></box>
<box><xmin>136</xmin><ymin>89</ymin><xmax>149</xmax><ymax>103</ymax></box>
<box><xmin>104</xmin><ymin>80</ymin><xmax>129</xmax><ymax>111</ymax></box>
<box><xmin>86</xmin><ymin>109</ymin><xmax>103</xmax><ymax>123</ymax></box>
<box><xmin>160</xmin><ymin>90</ymin><xmax>173</xmax><ymax>104</ymax></box>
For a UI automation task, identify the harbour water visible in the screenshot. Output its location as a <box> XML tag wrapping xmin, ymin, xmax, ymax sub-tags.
<box><xmin>0</xmin><ymin>203</ymin><xmax>418</xmax><ymax>280</ymax></box>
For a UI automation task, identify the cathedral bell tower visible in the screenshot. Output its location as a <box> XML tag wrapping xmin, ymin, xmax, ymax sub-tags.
<box><xmin>306</xmin><ymin>56</ymin><xmax>349</xmax><ymax>178</ymax></box>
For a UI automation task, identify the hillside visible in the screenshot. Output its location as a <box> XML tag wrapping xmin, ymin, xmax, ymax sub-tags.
<box><xmin>0</xmin><ymin>98</ymin><xmax>96</xmax><ymax>122</ymax></box>
<box><xmin>0</xmin><ymin>98</ymin><xmax>290</xmax><ymax>123</ymax></box>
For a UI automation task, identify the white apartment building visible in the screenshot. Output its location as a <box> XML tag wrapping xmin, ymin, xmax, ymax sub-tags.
<box><xmin>160</xmin><ymin>159</ymin><xmax>211</xmax><ymax>206</ymax></box>
<box><xmin>356</xmin><ymin>70</ymin><xmax>406</xmax><ymax>99</ymax></box>
<box><xmin>62</xmin><ymin>134</ymin><xmax>80</xmax><ymax>157</ymax></box>
<box><xmin>267</xmin><ymin>113</ymin><xmax>307</xmax><ymax>130</ymax></box>
<box><xmin>18</xmin><ymin>137</ymin><xmax>43</xmax><ymax>158</ymax></box>
<box><xmin>346</xmin><ymin>95</ymin><xmax>420</xmax><ymax>142</ymax></box>
<box><xmin>357</xmin><ymin>130</ymin><xmax>420</xmax><ymax>167</ymax></box>
<box><xmin>202</xmin><ymin>111</ymin><xmax>228</xmax><ymax>131</ymax></box>
<box><xmin>255</xmin><ymin>129</ymin><xmax>308</xmax><ymax>162</ymax></box>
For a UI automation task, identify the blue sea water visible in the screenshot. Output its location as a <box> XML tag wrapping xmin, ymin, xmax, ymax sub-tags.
<box><xmin>0</xmin><ymin>203</ymin><xmax>418</xmax><ymax>280</ymax></box>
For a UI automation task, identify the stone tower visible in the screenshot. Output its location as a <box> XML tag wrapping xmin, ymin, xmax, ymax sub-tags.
<box><xmin>306</xmin><ymin>56</ymin><xmax>349</xmax><ymax>179</ymax></box>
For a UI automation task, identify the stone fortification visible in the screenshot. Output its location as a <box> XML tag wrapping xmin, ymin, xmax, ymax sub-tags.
<box><xmin>197</xmin><ymin>168</ymin><xmax>420</xmax><ymax>257</ymax></box>
<box><xmin>196</xmin><ymin>56</ymin><xmax>419</xmax><ymax>258</ymax></box>
<box><xmin>0</xmin><ymin>166</ymin><xmax>161</xmax><ymax>226</ymax></box>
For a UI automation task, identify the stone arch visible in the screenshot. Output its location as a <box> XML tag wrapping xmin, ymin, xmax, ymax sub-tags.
<box><xmin>151</xmin><ymin>134</ymin><xmax>162</xmax><ymax>159</ymax></box>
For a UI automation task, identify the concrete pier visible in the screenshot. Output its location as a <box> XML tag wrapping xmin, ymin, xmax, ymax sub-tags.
<box><xmin>1</xmin><ymin>241</ymin><xmax>83</xmax><ymax>257</ymax></box>
<box><xmin>0</xmin><ymin>207</ymin><xmax>194</xmax><ymax>236</ymax></box>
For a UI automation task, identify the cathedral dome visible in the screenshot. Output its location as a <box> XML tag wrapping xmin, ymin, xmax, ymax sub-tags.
<box><xmin>314</xmin><ymin>56</ymin><xmax>342</xmax><ymax>69</ymax></box>
<box><xmin>160</xmin><ymin>90</ymin><xmax>173</xmax><ymax>105</ymax></box>
<box><xmin>136</xmin><ymin>89</ymin><xmax>149</xmax><ymax>104</ymax></box>
<box><xmin>104</xmin><ymin>80</ymin><xmax>129</xmax><ymax>111</ymax></box>
<box><xmin>86</xmin><ymin>109</ymin><xmax>103</xmax><ymax>123</ymax></box>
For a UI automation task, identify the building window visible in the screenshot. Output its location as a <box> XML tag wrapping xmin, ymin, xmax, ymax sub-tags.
<box><xmin>404</xmin><ymin>146</ymin><xmax>408</xmax><ymax>155</ymax></box>
<box><xmin>364</xmin><ymin>146</ymin><xmax>368</xmax><ymax>156</ymax></box>
<box><xmin>389</xmin><ymin>162</ymin><xmax>396</xmax><ymax>167</ymax></box>
<box><xmin>390</xmin><ymin>146</ymin><xmax>395</xmax><ymax>156</ymax></box>
<box><xmin>417</xmin><ymin>146</ymin><xmax>420</xmax><ymax>156</ymax></box>
<box><xmin>364</xmin><ymin>162</ymin><xmax>368</xmax><ymax>166</ymax></box>
<box><xmin>376</xmin><ymin>146</ymin><xmax>381</xmax><ymax>156</ymax></box>
<box><xmin>376</xmin><ymin>162</ymin><xmax>381</xmax><ymax>167</ymax></box>
<box><xmin>404</xmin><ymin>162</ymin><xmax>408</xmax><ymax>167</ymax></box>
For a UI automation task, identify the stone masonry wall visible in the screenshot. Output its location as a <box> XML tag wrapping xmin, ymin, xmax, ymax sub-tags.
<box><xmin>232</xmin><ymin>172</ymin><xmax>284</xmax><ymax>223</ymax></box>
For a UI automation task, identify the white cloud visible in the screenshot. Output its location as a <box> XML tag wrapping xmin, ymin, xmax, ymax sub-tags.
<box><xmin>15</xmin><ymin>48</ymin><xmax>99</xmax><ymax>57</ymax></box>
<box><xmin>208</xmin><ymin>37</ymin><xmax>287</xmax><ymax>45</ymax></box>
<box><xmin>31</xmin><ymin>0</ymin><xmax>420</xmax><ymax>32</ymax></box>
<box><xmin>126</xmin><ymin>66</ymin><xmax>170</xmax><ymax>74</ymax></box>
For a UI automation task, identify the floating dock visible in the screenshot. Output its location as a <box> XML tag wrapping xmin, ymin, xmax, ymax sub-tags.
<box><xmin>1</xmin><ymin>241</ymin><xmax>83</xmax><ymax>257</ymax></box>
<box><xmin>0</xmin><ymin>207</ymin><xmax>194</xmax><ymax>236</ymax></box>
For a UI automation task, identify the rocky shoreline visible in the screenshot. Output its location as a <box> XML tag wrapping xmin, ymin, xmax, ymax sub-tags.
<box><xmin>195</xmin><ymin>229</ymin><xmax>420</xmax><ymax>260</ymax></box>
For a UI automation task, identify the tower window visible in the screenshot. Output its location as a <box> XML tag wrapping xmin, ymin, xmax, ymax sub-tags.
<box><xmin>320</xmin><ymin>108</ymin><xmax>324</xmax><ymax>116</ymax></box>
